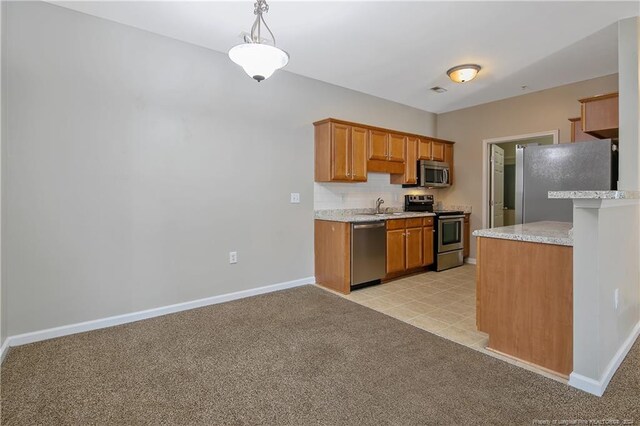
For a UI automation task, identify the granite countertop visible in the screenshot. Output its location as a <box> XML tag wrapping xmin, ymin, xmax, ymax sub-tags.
<box><xmin>315</xmin><ymin>209</ymin><xmax>436</xmax><ymax>223</ymax></box>
<box><xmin>472</xmin><ymin>221</ymin><xmax>573</xmax><ymax>246</ymax></box>
<box><xmin>548</xmin><ymin>190</ymin><xmax>640</xmax><ymax>200</ymax></box>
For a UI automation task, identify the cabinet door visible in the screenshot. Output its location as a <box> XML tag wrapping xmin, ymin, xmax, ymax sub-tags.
<box><xmin>405</xmin><ymin>137</ymin><xmax>418</xmax><ymax>184</ymax></box>
<box><xmin>423</xmin><ymin>226</ymin><xmax>434</xmax><ymax>266</ymax></box>
<box><xmin>443</xmin><ymin>143</ymin><xmax>454</xmax><ymax>186</ymax></box>
<box><xmin>432</xmin><ymin>141</ymin><xmax>445</xmax><ymax>161</ymax></box>
<box><xmin>369</xmin><ymin>130</ymin><xmax>388</xmax><ymax>161</ymax></box>
<box><xmin>418</xmin><ymin>139</ymin><xmax>432</xmax><ymax>160</ymax></box>
<box><xmin>405</xmin><ymin>227</ymin><xmax>423</xmax><ymax>269</ymax></box>
<box><xmin>388</xmin><ymin>133</ymin><xmax>406</xmax><ymax>162</ymax></box>
<box><xmin>331</xmin><ymin>123</ymin><xmax>350</xmax><ymax>180</ymax></box>
<box><xmin>350</xmin><ymin>126</ymin><xmax>368</xmax><ymax>181</ymax></box>
<box><xmin>569</xmin><ymin>118</ymin><xmax>598</xmax><ymax>143</ymax></box>
<box><xmin>386</xmin><ymin>229</ymin><xmax>406</xmax><ymax>274</ymax></box>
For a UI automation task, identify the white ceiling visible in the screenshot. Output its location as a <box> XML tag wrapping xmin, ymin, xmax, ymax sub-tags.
<box><xmin>53</xmin><ymin>1</ymin><xmax>639</xmax><ymax>113</ymax></box>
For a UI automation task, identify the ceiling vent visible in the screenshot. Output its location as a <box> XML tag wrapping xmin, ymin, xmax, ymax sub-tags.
<box><xmin>430</xmin><ymin>86</ymin><xmax>447</xmax><ymax>93</ymax></box>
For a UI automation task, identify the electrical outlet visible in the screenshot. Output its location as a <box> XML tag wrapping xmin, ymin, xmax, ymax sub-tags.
<box><xmin>290</xmin><ymin>193</ymin><xmax>300</xmax><ymax>204</ymax></box>
<box><xmin>229</xmin><ymin>251</ymin><xmax>238</xmax><ymax>264</ymax></box>
<box><xmin>614</xmin><ymin>288</ymin><xmax>619</xmax><ymax>310</ymax></box>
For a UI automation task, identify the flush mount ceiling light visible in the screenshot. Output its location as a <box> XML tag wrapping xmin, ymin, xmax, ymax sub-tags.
<box><xmin>228</xmin><ymin>0</ymin><xmax>289</xmax><ymax>82</ymax></box>
<box><xmin>446</xmin><ymin>64</ymin><xmax>481</xmax><ymax>83</ymax></box>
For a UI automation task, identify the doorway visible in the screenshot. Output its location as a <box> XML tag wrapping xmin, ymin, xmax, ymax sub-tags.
<box><xmin>482</xmin><ymin>131</ymin><xmax>559</xmax><ymax>229</ymax></box>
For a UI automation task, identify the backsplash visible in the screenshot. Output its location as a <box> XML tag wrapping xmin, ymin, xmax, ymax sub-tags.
<box><xmin>314</xmin><ymin>173</ymin><xmax>432</xmax><ymax>210</ymax></box>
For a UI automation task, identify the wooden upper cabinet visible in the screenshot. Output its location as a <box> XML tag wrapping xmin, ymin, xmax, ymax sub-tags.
<box><xmin>369</xmin><ymin>130</ymin><xmax>388</xmax><ymax>161</ymax></box>
<box><xmin>418</xmin><ymin>139</ymin><xmax>432</xmax><ymax>160</ymax></box>
<box><xmin>314</xmin><ymin>120</ymin><xmax>368</xmax><ymax>182</ymax></box>
<box><xmin>431</xmin><ymin>141</ymin><xmax>445</xmax><ymax>162</ymax></box>
<box><xmin>579</xmin><ymin>92</ymin><xmax>618</xmax><ymax>139</ymax></box>
<box><xmin>350</xmin><ymin>126</ymin><xmax>368</xmax><ymax>181</ymax></box>
<box><xmin>444</xmin><ymin>142</ymin><xmax>454</xmax><ymax>186</ymax></box>
<box><xmin>331</xmin><ymin>123</ymin><xmax>350</xmax><ymax>180</ymax></box>
<box><xmin>314</xmin><ymin>118</ymin><xmax>455</xmax><ymax>184</ymax></box>
<box><xmin>390</xmin><ymin>136</ymin><xmax>418</xmax><ymax>185</ymax></box>
<box><xmin>405</xmin><ymin>226</ymin><xmax>423</xmax><ymax>269</ymax></box>
<box><xmin>388</xmin><ymin>133</ymin><xmax>406</xmax><ymax>162</ymax></box>
<box><xmin>569</xmin><ymin>117</ymin><xmax>598</xmax><ymax>143</ymax></box>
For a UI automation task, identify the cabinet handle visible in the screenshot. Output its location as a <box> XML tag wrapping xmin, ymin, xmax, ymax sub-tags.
<box><xmin>346</xmin><ymin>172</ymin><xmax>350</xmax><ymax>176</ymax></box>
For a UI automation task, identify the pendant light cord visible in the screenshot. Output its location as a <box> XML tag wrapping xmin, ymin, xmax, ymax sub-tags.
<box><xmin>244</xmin><ymin>0</ymin><xmax>277</xmax><ymax>46</ymax></box>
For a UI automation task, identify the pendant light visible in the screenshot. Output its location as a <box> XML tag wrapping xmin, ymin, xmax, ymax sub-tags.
<box><xmin>228</xmin><ymin>0</ymin><xmax>289</xmax><ymax>82</ymax></box>
<box><xmin>447</xmin><ymin>64</ymin><xmax>481</xmax><ymax>83</ymax></box>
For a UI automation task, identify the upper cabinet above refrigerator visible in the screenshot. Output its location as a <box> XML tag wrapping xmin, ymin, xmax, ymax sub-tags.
<box><xmin>578</xmin><ymin>92</ymin><xmax>619</xmax><ymax>139</ymax></box>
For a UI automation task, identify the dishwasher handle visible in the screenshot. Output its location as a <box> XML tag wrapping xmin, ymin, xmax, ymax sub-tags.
<box><xmin>353</xmin><ymin>222</ymin><xmax>386</xmax><ymax>229</ymax></box>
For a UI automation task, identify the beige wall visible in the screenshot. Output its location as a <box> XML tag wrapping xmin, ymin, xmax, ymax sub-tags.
<box><xmin>4</xmin><ymin>2</ymin><xmax>435</xmax><ymax>337</ymax></box>
<box><xmin>436</xmin><ymin>74</ymin><xmax>619</xmax><ymax>259</ymax></box>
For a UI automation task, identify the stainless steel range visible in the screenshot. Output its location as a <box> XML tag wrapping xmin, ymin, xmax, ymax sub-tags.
<box><xmin>405</xmin><ymin>195</ymin><xmax>464</xmax><ymax>271</ymax></box>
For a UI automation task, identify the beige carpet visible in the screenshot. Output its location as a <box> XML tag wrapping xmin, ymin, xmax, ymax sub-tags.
<box><xmin>1</xmin><ymin>285</ymin><xmax>638</xmax><ymax>425</ymax></box>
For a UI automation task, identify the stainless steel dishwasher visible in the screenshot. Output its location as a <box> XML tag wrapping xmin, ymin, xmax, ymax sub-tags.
<box><xmin>351</xmin><ymin>221</ymin><xmax>386</xmax><ymax>289</ymax></box>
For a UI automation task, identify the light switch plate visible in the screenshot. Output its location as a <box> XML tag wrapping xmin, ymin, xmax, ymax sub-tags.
<box><xmin>290</xmin><ymin>193</ymin><xmax>300</xmax><ymax>204</ymax></box>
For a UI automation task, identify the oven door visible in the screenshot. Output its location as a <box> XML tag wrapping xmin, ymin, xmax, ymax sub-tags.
<box><xmin>438</xmin><ymin>216</ymin><xmax>464</xmax><ymax>252</ymax></box>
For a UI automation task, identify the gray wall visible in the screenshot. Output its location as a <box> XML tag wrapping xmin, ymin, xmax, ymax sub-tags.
<box><xmin>3</xmin><ymin>1</ymin><xmax>436</xmax><ymax>336</ymax></box>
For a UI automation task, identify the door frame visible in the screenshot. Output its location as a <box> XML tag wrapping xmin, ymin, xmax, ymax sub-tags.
<box><xmin>481</xmin><ymin>130</ymin><xmax>559</xmax><ymax>229</ymax></box>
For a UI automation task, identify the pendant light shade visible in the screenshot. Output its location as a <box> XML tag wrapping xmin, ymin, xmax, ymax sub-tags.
<box><xmin>228</xmin><ymin>43</ymin><xmax>289</xmax><ymax>82</ymax></box>
<box><xmin>447</xmin><ymin>64</ymin><xmax>481</xmax><ymax>83</ymax></box>
<box><xmin>228</xmin><ymin>0</ymin><xmax>289</xmax><ymax>82</ymax></box>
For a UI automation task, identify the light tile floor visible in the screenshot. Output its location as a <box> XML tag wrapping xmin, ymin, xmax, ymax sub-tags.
<box><xmin>329</xmin><ymin>264</ymin><xmax>567</xmax><ymax>384</ymax></box>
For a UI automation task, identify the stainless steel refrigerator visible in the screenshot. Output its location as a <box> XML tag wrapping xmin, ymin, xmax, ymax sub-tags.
<box><xmin>515</xmin><ymin>139</ymin><xmax>617</xmax><ymax>224</ymax></box>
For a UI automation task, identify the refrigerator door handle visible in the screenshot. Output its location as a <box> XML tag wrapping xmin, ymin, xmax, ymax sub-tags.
<box><xmin>515</xmin><ymin>145</ymin><xmax>525</xmax><ymax>225</ymax></box>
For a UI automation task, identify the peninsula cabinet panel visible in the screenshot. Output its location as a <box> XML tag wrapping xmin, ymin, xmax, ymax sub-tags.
<box><xmin>386</xmin><ymin>229</ymin><xmax>406</xmax><ymax>274</ymax></box>
<box><xmin>369</xmin><ymin>130</ymin><xmax>389</xmax><ymax>161</ymax></box>
<box><xmin>314</xmin><ymin>220</ymin><xmax>350</xmax><ymax>294</ymax></box>
<box><xmin>350</xmin><ymin>126</ymin><xmax>368</xmax><ymax>181</ymax></box>
<box><xmin>388</xmin><ymin>133</ymin><xmax>406</xmax><ymax>162</ymax></box>
<box><xmin>423</xmin><ymin>226</ymin><xmax>434</xmax><ymax>266</ymax></box>
<box><xmin>476</xmin><ymin>236</ymin><xmax>573</xmax><ymax>376</ymax></box>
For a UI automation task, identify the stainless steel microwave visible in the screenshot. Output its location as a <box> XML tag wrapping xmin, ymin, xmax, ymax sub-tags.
<box><xmin>419</xmin><ymin>160</ymin><xmax>451</xmax><ymax>188</ymax></box>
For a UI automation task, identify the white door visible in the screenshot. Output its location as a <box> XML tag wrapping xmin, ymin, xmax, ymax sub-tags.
<box><xmin>490</xmin><ymin>145</ymin><xmax>505</xmax><ymax>228</ymax></box>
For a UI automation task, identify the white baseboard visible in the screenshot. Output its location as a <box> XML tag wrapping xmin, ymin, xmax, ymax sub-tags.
<box><xmin>464</xmin><ymin>258</ymin><xmax>476</xmax><ymax>265</ymax></box>
<box><xmin>569</xmin><ymin>320</ymin><xmax>640</xmax><ymax>396</ymax></box>
<box><xmin>0</xmin><ymin>338</ymin><xmax>9</xmax><ymax>364</ymax></box>
<box><xmin>1</xmin><ymin>276</ymin><xmax>315</xmax><ymax>360</ymax></box>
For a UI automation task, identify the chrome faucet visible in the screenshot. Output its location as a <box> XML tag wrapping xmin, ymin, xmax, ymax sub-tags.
<box><xmin>375</xmin><ymin>197</ymin><xmax>385</xmax><ymax>214</ymax></box>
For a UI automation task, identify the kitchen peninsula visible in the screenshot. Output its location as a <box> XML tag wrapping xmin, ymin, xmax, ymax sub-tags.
<box><xmin>473</xmin><ymin>221</ymin><xmax>573</xmax><ymax>377</ymax></box>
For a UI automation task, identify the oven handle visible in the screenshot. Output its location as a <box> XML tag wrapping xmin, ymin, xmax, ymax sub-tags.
<box><xmin>438</xmin><ymin>215</ymin><xmax>465</xmax><ymax>220</ymax></box>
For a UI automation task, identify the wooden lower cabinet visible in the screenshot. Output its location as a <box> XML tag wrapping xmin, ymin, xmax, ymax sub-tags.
<box><xmin>386</xmin><ymin>218</ymin><xmax>434</xmax><ymax>276</ymax></box>
<box><xmin>423</xmin><ymin>226</ymin><xmax>434</xmax><ymax>266</ymax></box>
<box><xmin>463</xmin><ymin>214</ymin><xmax>470</xmax><ymax>258</ymax></box>
<box><xmin>386</xmin><ymin>228</ymin><xmax>406</xmax><ymax>274</ymax></box>
<box><xmin>314</xmin><ymin>220</ymin><xmax>350</xmax><ymax>294</ymax></box>
<box><xmin>405</xmin><ymin>226</ymin><xmax>423</xmax><ymax>269</ymax></box>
